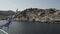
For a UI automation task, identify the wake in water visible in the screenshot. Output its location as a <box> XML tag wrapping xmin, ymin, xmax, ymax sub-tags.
<box><xmin>0</xmin><ymin>15</ymin><xmax>15</xmax><ymax>29</ymax></box>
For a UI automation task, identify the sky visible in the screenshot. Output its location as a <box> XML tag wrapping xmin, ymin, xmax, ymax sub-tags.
<box><xmin>0</xmin><ymin>0</ymin><xmax>60</xmax><ymax>11</ymax></box>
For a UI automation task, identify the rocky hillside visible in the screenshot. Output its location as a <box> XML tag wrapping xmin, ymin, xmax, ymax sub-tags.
<box><xmin>0</xmin><ymin>10</ymin><xmax>15</xmax><ymax>16</ymax></box>
<box><xmin>19</xmin><ymin>8</ymin><xmax>60</xmax><ymax>22</ymax></box>
<box><xmin>0</xmin><ymin>8</ymin><xmax>60</xmax><ymax>22</ymax></box>
<box><xmin>0</xmin><ymin>10</ymin><xmax>15</xmax><ymax>20</ymax></box>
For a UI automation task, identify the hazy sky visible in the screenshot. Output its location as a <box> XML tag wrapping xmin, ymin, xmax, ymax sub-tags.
<box><xmin>0</xmin><ymin>0</ymin><xmax>60</xmax><ymax>11</ymax></box>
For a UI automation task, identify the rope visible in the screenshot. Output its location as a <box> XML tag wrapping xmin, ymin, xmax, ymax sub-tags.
<box><xmin>0</xmin><ymin>29</ymin><xmax>8</xmax><ymax>34</ymax></box>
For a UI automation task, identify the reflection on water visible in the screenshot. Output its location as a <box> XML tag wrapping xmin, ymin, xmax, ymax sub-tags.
<box><xmin>0</xmin><ymin>20</ymin><xmax>60</xmax><ymax>34</ymax></box>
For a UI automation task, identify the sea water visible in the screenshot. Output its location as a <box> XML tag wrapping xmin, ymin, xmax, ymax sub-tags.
<box><xmin>0</xmin><ymin>20</ymin><xmax>60</xmax><ymax>34</ymax></box>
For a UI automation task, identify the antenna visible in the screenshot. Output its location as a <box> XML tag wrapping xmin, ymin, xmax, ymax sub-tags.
<box><xmin>16</xmin><ymin>9</ymin><xmax>18</xmax><ymax>12</ymax></box>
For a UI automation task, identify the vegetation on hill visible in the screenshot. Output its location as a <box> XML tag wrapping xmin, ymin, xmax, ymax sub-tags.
<box><xmin>0</xmin><ymin>8</ymin><xmax>60</xmax><ymax>23</ymax></box>
<box><xmin>19</xmin><ymin>8</ymin><xmax>60</xmax><ymax>22</ymax></box>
